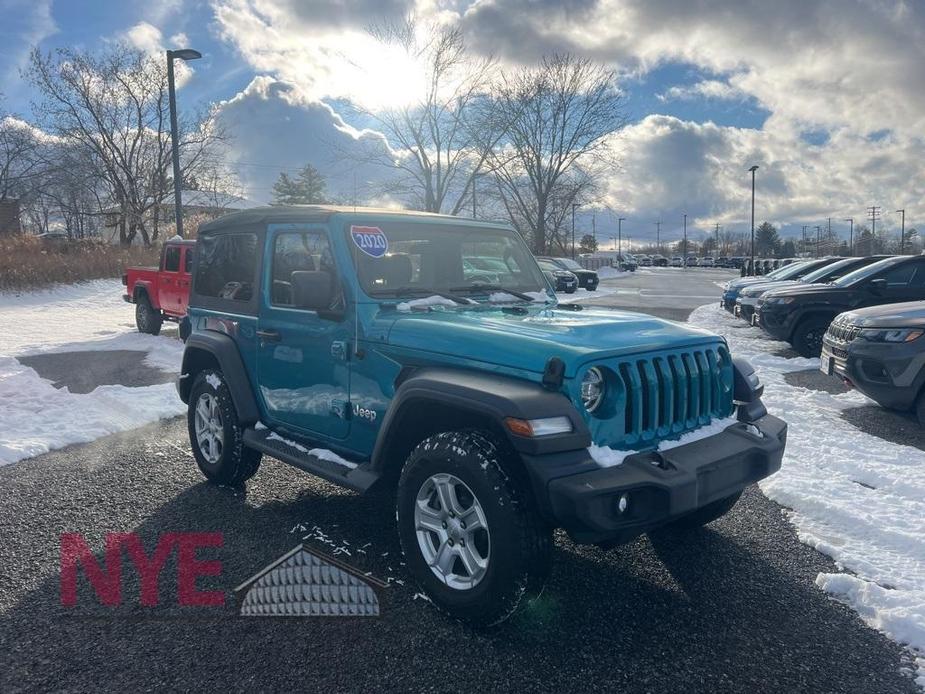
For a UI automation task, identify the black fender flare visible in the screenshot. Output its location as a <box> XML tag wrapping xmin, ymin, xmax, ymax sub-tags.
<box><xmin>369</xmin><ymin>367</ymin><xmax>591</xmax><ymax>473</ymax></box>
<box><xmin>178</xmin><ymin>331</ymin><xmax>260</xmax><ymax>425</ymax></box>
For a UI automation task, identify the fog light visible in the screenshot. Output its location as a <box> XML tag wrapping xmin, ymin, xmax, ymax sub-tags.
<box><xmin>617</xmin><ymin>493</ymin><xmax>629</xmax><ymax>515</ymax></box>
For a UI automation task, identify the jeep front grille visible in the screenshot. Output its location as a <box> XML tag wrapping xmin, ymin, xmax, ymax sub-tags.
<box><xmin>602</xmin><ymin>346</ymin><xmax>733</xmax><ymax>449</ymax></box>
<box><xmin>826</xmin><ymin>320</ymin><xmax>860</xmax><ymax>344</ymax></box>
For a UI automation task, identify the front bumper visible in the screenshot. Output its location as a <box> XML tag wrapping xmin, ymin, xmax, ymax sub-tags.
<box><xmin>524</xmin><ymin>413</ymin><xmax>787</xmax><ymax>545</ymax></box>
<box><xmin>821</xmin><ymin>338</ymin><xmax>925</xmax><ymax>410</ymax></box>
<box><xmin>754</xmin><ymin>305</ymin><xmax>792</xmax><ymax>340</ymax></box>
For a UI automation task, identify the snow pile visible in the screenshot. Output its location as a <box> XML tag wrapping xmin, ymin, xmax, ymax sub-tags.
<box><xmin>588</xmin><ymin>416</ymin><xmax>738</xmax><ymax>468</ymax></box>
<box><xmin>0</xmin><ymin>279</ymin><xmax>185</xmax><ymax>466</ymax></box>
<box><xmin>396</xmin><ymin>296</ymin><xmax>462</xmax><ymax>311</ymax></box>
<box><xmin>690</xmin><ymin>303</ymin><xmax>925</xmax><ymax>687</ymax></box>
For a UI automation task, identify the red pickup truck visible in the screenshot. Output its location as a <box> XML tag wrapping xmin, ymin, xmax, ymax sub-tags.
<box><xmin>123</xmin><ymin>238</ymin><xmax>195</xmax><ymax>339</ymax></box>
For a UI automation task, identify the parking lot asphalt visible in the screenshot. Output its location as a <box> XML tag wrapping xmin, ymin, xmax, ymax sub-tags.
<box><xmin>0</xmin><ymin>267</ymin><xmax>921</xmax><ymax>693</ymax></box>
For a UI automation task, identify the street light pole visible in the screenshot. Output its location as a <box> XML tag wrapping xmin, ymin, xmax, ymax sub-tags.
<box><xmin>748</xmin><ymin>165</ymin><xmax>759</xmax><ymax>275</ymax></box>
<box><xmin>571</xmin><ymin>203</ymin><xmax>578</xmax><ymax>259</ymax></box>
<box><xmin>618</xmin><ymin>217</ymin><xmax>625</xmax><ymax>256</ymax></box>
<box><xmin>896</xmin><ymin>209</ymin><xmax>906</xmax><ymax>254</ymax></box>
<box><xmin>815</xmin><ymin>226</ymin><xmax>822</xmax><ymax>257</ymax></box>
<box><xmin>844</xmin><ymin>218</ymin><xmax>853</xmax><ymax>255</ymax></box>
<box><xmin>166</xmin><ymin>48</ymin><xmax>202</xmax><ymax>239</ymax></box>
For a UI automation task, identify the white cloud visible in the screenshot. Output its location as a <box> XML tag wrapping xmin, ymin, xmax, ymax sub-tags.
<box><xmin>658</xmin><ymin>79</ymin><xmax>743</xmax><ymax>102</ymax></box>
<box><xmin>206</xmin><ymin>0</ymin><xmax>925</xmax><ymax>236</ymax></box>
<box><xmin>0</xmin><ymin>0</ymin><xmax>57</xmax><ymax>91</ymax></box>
<box><xmin>212</xmin><ymin>76</ymin><xmax>399</xmax><ymax>205</ymax></box>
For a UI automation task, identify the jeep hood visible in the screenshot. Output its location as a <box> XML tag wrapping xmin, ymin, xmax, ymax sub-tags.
<box><xmin>763</xmin><ymin>283</ymin><xmax>854</xmax><ymax>302</ymax></box>
<box><xmin>837</xmin><ymin>301</ymin><xmax>925</xmax><ymax>328</ymax></box>
<box><xmin>378</xmin><ymin>306</ymin><xmax>722</xmax><ymax>377</ymax></box>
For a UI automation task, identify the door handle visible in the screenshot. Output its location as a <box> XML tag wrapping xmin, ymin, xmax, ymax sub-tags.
<box><xmin>256</xmin><ymin>329</ymin><xmax>281</xmax><ymax>343</ymax></box>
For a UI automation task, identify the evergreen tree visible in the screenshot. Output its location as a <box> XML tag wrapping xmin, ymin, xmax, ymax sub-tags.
<box><xmin>755</xmin><ymin>222</ymin><xmax>781</xmax><ymax>256</ymax></box>
<box><xmin>578</xmin><ymin>234</ymin><xmax>598</xmax><ymax>254</ymax></box>
<box><xmin>780</xmin><ymin>239</ymin><xmax>796</xmax><ymax>258</ymax></box>
<box><xmin>271</xmin><ymin>164</ymin><xmax>328</xmax><ymax>205</ymax></box>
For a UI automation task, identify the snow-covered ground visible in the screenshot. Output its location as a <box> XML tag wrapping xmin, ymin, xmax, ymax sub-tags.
<box><xmin>0</xmin><ymin>280</ymin><xmax>185</xmax><ymax>465</ymax></box>
<box><xmin>690</xmin><ymin>304</ymin><xmax>925</xmax><ymax>688</ymax></box>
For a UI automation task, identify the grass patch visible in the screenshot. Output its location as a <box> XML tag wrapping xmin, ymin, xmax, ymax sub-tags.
<box><xmin>0</xmin><ymin>235</ymin><xmax>161</xmax><ymax>292</ymax></box>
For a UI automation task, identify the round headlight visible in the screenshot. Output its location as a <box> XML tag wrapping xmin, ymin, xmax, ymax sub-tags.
<box><xmin>581</xmin><ymin>367</ymin><xmax>605</xmax><ymax>413</ymax></box>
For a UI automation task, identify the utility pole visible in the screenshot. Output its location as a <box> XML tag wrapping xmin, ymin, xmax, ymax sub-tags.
<box><xmin>896</xmin><ymin>209</ymin><xmax>906</xmax><ymax>255</ymax></box>
<box><xmin>814</xmin><ymin>226</ymin><xmax>822</xmax><ymax>257</ymax></box>
<box><xmin>571</xmin><ymin>203</ymin><xmax>578</xmax><ymax>259</ymax></box>
<box><xmin>471</xmin><ymin>172</ymin><xmax>478</xmax><ymax>219</ymax></box>
<box><xmin>618</xmin><ymin>217</ymin><xmax>625</xmax><ymax>256</ymax></box>
<box><xmin>592</xmin><ymin>214</ymin><xmax>596</xmax><ymax>248</ymax></box>
<box><xmin>748</xmin><ymin>165</ymin><xmax>759</xmax><ymax>275</ymax></box>
<box><xmin>713</xmin><ymin>223</ymin><xmax>721</xmax><ymax>254</ymax></box>
<box><xmin>654</xmin><ymin>220</ymin><xmax>661</xmax><ymax>254</ymax></box>
<box><xmin>868</xmin><ymin>206</ymin><xmax>881</xmax><ymax>252</ymax></box>
<box><xmin>683</xmin><ymin>214</ymin><xmax>688</xmax><ymax>265</ymax></box>
<box><xmin>166</xmin><ymin>48</ymin><xmax>202</xmax><ymax>238</ymax></box>
<box><xmin>844</xmin><ymin>218</ymin><xmax>853</xmax><ymax>255</ymax></box>
<box><xmin>827</xmin><ymin>217</ymin><xmax>832</xmax><ymax>255</ymax></box>
<box><xmin>801</xmin><ymin>225</ymin><xmax>808</xmax><ymax>256</ymax></box>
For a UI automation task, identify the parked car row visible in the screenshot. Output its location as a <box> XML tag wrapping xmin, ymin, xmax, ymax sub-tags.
<box><xmin>721</xmin><ymin>254</ymin><xmax>925</xmax><ymax>358</ymax></box>
<box><xmin>722</xmin><ymin>253</ymin><xmax>925</xmax><ymax>423</ymax></box>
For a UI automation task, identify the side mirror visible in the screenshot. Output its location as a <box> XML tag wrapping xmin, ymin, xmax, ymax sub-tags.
<box><xmin>869</xmin><ymin>278</ymin><xmax>888</xmax><ymax>293</ymax></box>
<box><xmin>290</xmin><ymin>271</ymin><xmax>339</xmax><ymax>318</ymax></box>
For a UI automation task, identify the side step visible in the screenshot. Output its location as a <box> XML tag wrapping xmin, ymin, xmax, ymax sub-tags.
<box><xmin>243</xmin><ymin>428</ymin><xmax>379</xmax><ymax>493</ymax></box>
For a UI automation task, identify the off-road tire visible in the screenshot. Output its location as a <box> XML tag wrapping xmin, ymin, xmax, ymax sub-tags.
<box><xmin>660</xmin><ymin>491</ymin><xmax>742</xmax><ymax>531</ymax></box>
<box><xmin>187</xmin><ymin>369</ymin><xmax>261</xmax><ymax>485</ymax></box>
<box><xmin>135</xmin><ymin>295</ymin><xmax>163</xmax><ymax>336</ymax></box>
<box><xmin>792</xmin><ymin>316</ymin><xmax>831</xmax><ymax>358</ymax></box>
<box><xmin>397</xmin><ymin>431</ymin><xmax>552</xmax><ymax>627</ymax></box>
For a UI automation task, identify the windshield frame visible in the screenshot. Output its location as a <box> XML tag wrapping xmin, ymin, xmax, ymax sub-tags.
<box><xmin>798</xmin><ymin>257</ymin><xmax>861</xmax><ymax>284</ymax></box>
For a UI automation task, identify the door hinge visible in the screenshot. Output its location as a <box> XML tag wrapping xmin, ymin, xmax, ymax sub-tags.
<box><xmin>331</xmin><ymin>341</ymin><xmax>349</xmax><ymax>361</ymax></box>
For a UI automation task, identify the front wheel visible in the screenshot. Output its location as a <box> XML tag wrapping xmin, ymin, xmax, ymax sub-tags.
<box><xmin>187</xmin><ymin>369</ymin><xmax>261</xmax><ymax>485</ymax></box>
<box><xmin>397</xmin><ymin>431</ymin><xmax>552</xmax><ymax>627</ymax></box>
<box><xmin>792</xmin><ymin>316</ymin><xmax>830</xmax><ymax>358</ymax></box>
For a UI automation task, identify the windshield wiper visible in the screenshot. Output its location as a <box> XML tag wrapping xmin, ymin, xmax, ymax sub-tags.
<box><xmin>448</xmin><ymin>283</ymin><xmax>542</xmax><ymax>303</ymax></box>
<box><xmin>369</xmin><ymin>287</ymin><xmax>473</xmax><ymax>305</ymax></box>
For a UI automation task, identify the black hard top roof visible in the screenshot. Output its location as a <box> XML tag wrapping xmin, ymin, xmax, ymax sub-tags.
<box><xmin>197</xmin><ymin>205</ymin><xmax>506</xmax><ymax>235</ymax></box>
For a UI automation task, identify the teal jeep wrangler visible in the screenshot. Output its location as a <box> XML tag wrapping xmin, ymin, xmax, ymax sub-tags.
<box><xmin>178</xmin><ymin>206</ymin><xmax>786</xmax><ymax>625</ymax></box>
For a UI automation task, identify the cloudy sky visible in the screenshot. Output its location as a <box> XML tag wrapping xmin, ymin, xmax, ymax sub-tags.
<box><xmin>1</xmin><ymin>0</ymin><xmax>923</xmax><ymax>246</ymax></box>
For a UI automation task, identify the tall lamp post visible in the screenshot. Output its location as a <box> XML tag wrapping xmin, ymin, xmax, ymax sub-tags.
<box><xmin>844</xmin><ymin>218</ymin><xmax>853</xmax><ymax>255</ymax></box>
<box><xmin>748</xmin><ymin>165</ymin><xmax>758</xmax><ymax>275</ymax></box>
<box><xmin>166</xmin><ymin>48</ymin><xmax>202</xmax><ymax>239</ymax></box>
<box><xmin>896</xmin><ymin>209</ymin><xmax>906</xmax><ymax>255</ymax></box>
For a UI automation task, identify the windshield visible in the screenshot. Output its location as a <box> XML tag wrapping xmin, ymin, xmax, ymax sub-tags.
<box><xmin>350</xmin><ymin>222</ymin><xmax>548</xmax><ymax>299</ymax></box>
<box><xmin>766</xmin><ymin>260</ymin><xmax>818</xmax><ymax>280</ymax></box>
<box><xmin>556</xmin><ymin>258</ymin><xmax>583</xmax><ymax>270</ymax></box>
<box><xmin>800</xmin><ymin>258</ymin><xmax>862</xmax><ymax>284</ymax></box>
<box><xmin>833</xmin><ymin>256</ymin><xmax>905</xmax><ymax>287</ymax></box>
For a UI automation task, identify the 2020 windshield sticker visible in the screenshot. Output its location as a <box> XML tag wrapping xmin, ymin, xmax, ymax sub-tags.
<box><xmin>350</xmin><ymin>225</ymin><xmax>388</xmax><ymax>258</ymax></box>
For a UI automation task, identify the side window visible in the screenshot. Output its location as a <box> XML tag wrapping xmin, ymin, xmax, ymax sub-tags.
<box><xmin>184</xmin><ymin>247</ymin><xmax>194</xmax><ymax>273</ymax></box>
<box><xmin>880</xmin><ymin>262</ymin><xmax>918</xmax><ymax>287</ymax></box>
<box><xmin>163</xmin><ymin>245</ymin><xmax>180</xmax><ymax>272</ymax></box>
<box><xmin>194</xmin><ymin>233</ymin><xmax>258</xmax><ymax>302</ymax></box>
<box><xmin>271</xmin><ymin>231</ymin><xmax>337</xmax><ymax>308</ymax></box>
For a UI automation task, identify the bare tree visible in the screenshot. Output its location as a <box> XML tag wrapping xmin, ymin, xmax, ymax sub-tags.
<box><xmin>351</xmin><ymin>20</ymin><xmax>509</xmax><ymax>214</ymax></box>
<box><xmin>0</xmin><ymin>111</ymin><xmax>45</xmax><ymax>206</ymax></box>
<box><xmin>25</xmin><ymin>45</ymin><xmax>226</xmax><ymax>246</ymax></box>
<box><xmin>489</xmin><ymin>55</ymin><xmax>625</xmax><ymax>254</ymax></box>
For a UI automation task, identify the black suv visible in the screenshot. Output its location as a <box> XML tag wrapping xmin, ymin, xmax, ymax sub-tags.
<box><xmin>538</xmin><ymin>256</ymin><xmax>599</xmax><ymax>290</ymax></box>
<box><xmin>820</xmin><ymin>301</ymin><xmax>925</xmax><ymax>421</ymax></box>
<box><xmin>754</xmin><ymin>255</ymin><xmax>925</xmax><ymax>357</ymax></box>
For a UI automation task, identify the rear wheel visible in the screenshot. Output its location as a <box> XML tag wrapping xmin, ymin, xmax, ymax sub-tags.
<box><xmin>792</xmin><ymin>316</ymin><xmax>831</xmax><ymax>357</ymax></box>
<box><xmin>397</xmin><ymin>431</ymin><xmax>552</xmax><ymax>627</ymax></box>
<box><xmin>660</xmin><ymin>491</ymin><xmax>742</xmax><ymax>531</ymax></box>
<box><xmin>135</xmin><ymin>295</ymin><xmax>162</xmax><ymax>336</ymax></box>
<box><xmin>187</xmin><ymin>369</ymin><xmax>261</xmax><ymax>485</ymax></box>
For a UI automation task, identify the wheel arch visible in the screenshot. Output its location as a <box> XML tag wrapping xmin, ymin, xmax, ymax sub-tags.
<box><xmin>369</xmin><ymin>368</ymin><xmax>590</xmax><ymax>485</ymax></box>
<box><xmin>178</xmin><ymin>331</ymin><xmax>261</xmax><ymax>425</ymax></box>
